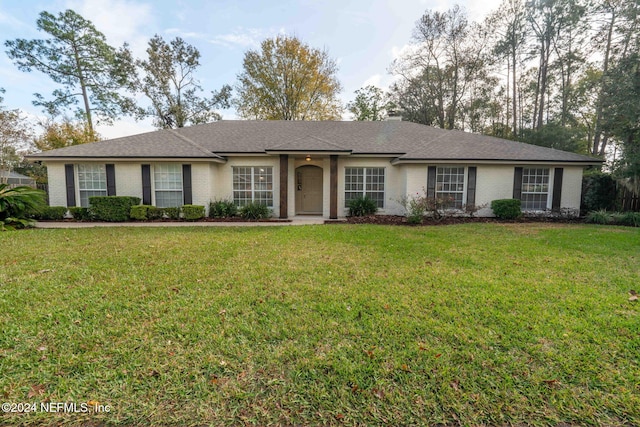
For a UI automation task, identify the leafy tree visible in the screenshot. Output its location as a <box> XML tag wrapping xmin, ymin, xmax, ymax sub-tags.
<box><xmin>347</xmin><ymin>86</ymin><xmax>393</xmax><ymax>121</ymax></box>
<box><xmin>134</xmin><ymin>35</ymin><xmax>232</xmax><ymax>129</ymax></box>
<box><xmin>603</xmin><ymin>52</ymin><xmax>640</xmax><ymax>182</ymax></box>
<box><xmin>235</xmin><ymin>35</ymin><xmax>342</xmax><ymax>120</ymax></box>
<box><xmin>33</xmin><ymin>119</ymin><xmax>100</xmax><ymax>152</ymax></box>
<box><xmin>391</xmin><ymin>5</ymin><xmax>487</xmax><ymax>129</ymax></box>
<box><xmin>0</xmin><ymin>89</ymin><xmax>32</xmax><ymax>182</ymax></box>
<box><xmin>520</xmin><ymin>122</ymin><xmax>589</xmax><ymax>154</ymax></box>
<box><xmin>5</xmin><ymin>9</ymin><xmax>136</xmax><ymax>132</ymax></box>
<box><xmin>488</xmin><ymin>0</ymin><xmax>528</xmax><ymax>136</ymax></box>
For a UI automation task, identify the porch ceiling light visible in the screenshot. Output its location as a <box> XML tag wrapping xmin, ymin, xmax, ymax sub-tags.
<box><xmin>305</xmin><ymin>155</ymin><xmax>311</xmax><ymax>161</ymax></box>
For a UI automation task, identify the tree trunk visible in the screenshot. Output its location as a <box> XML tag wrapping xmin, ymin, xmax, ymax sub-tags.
<box><xmin>72</xmin><ymin>41</ymin><xmax>94</xmax><ymax>134</ymax></box>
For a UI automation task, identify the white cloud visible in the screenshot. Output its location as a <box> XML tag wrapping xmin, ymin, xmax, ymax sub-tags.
<box><xmin>362</xmin><ymin>74</ymin><xmax>383</xmax><ymax>88</ymax></box>
<box><xmin>209</xmin><ymin>27</ymin><xmax>284</xmax><ymax>49</ymax></box>
<box><xmin>164</xmin><ymin>28</ymin><xmax>207</xmax><ymax>39</ymax></box>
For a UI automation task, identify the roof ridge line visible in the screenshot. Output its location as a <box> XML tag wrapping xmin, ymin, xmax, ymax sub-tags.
<box><xmin>269</xmin><ymin>134</ymin><xmax>350</xmax><ymax>151</ymax></box>
<box><xmin>167</xmin><ymin>129</ymin><xmax>222</xmax><ymax>158</ymax></box>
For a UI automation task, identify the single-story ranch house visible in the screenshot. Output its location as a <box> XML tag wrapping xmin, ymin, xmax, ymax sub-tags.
<box><xmin>29</xmin><ymin>120</ymin><xmax>601</xmax><ymax>219</ymax></box>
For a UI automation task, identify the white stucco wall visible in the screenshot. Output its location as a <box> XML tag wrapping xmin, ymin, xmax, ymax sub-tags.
<box><xmin>114</xmin><ymin>163</ymin><xmax>143</xmax><ymax>200</ymax></box>
<box><xmin>45</xmin><ymin>159</ymin><xmax>586</xmax><ymax>217</ymax></box>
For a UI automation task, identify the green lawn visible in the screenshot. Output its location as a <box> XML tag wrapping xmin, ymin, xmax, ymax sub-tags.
<box><xmin>1</xmin><ymin>224</ymin><xmax>639</xmax><ymax>426</ymax></box>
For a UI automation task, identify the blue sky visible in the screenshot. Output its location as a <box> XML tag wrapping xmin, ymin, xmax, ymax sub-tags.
<box><xmin>0</xmin><ymin>0</ymin><xmax>499</xmax><ymax>139</ymax></box>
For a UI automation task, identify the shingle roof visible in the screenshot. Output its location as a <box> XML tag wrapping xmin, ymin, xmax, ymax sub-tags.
<box><xmin>29</xmin><ymin>120</ymin><xmax>601</xmax><ymax>164</ymax></box>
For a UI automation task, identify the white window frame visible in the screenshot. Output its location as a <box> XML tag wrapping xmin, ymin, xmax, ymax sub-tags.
<box><xmin>153</xmin><ymin>163</ymin><xmax>183</xmax><ymax>208</ymax></box>
<box><xmin>232</xmin><ymin>166</ymin><xmax>274</xmax><ymax>207</ymax></box>
<box><xmin>435</xmin><ymin>166</ymin><xmax>466</xmax><ymax>209</ymax></box>
<box><xmin>521</xmin><ymin>167</ymin><xmax>550</xmax><ymax>211</ymax></box>
<box><xmin>77</xmin><ymin>164</ymin><xmax>107</xmax><ymax>208</ymax></box>
<box><xmin>344</xmin><ymin>167</ymin><xmax>386</xmax><ymax>209</ymax></box>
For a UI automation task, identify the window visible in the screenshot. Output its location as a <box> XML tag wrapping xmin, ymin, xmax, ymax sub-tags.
<box><xmin>154</xmin><ymin>164</ymin><xmax>183</xmax><ymax>208</ymax></box>
<box><xmin>521</xmin><ymin>168</ymin><xmax>549</xmax><ymax>210</ymax></box>
<box><xmin>344</xmin><ymin>167</ymin><xmax>385</xmax><ymax>208</ymax></box>
<box><xmin>436</xmin><ymin>166</ymin><xmax>465</xmax><ymax>209</ymax></box>
<box><xmin>77</xmin><ymin>164</ymin><xmax>107</xmax><ymax>207</ymax></box>
<box><xmin>233</xmin><ymin>166</ymin><xmax>273</xmax><ymax>207</ymax></box>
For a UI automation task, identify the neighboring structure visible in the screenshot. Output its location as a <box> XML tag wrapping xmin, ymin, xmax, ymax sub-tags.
<box><xmin>28</xmin><ymin>120</ymin><xmax>600</xmax><ymax>218</ymax></box>
<box><xmin>0</xmin><ymin>169</ymin><xmax>36</xmax><ymax>188</ymax></box>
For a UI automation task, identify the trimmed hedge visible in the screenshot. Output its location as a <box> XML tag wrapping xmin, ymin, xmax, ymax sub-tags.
<box><xmin>182</xmin><ymin>205</ymin><xmax>205</xmax><ymax>221</ymax></box>
<box><xmin>69</xmin><ymin>207</ymin><xmax>91</xmax><ymax>221</ymax></box>
<box><xmin>89</xmin><ymin>196</ymin><xmax>141</xmax><ymax>222</ymax></box>
<box><xmin>35</xmin><ymin>206</ymin><xmax>68</xmax><ymax>220</ymax></box>
<box><xmin>130</xmin><ymin>205</ymin><xmax>152</xmax><ymax>220</ymax></box>
<box><xmin>162</xmin><ymin>207</ymin><xmax>180</xmax><ymax>220</ymax></box>
<box><xmin>491</xmin><ymin>199</ymin><xmax>522</xmax><ymax>219</ymax></box>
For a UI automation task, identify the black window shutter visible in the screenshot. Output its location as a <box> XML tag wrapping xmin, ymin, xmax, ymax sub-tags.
<box><xmin>466</xmin><ymin>166</ymin><xmax>477</xmax><ymax>206</ymax></box>
<box><xmin>106</xmin><ymin>164</ymin><xmax>116</xmax><ymax>196</ymax></box>
<box><xmin>141</xmin><ymin>165</ymin><xmax>151</xmax><ymax>205</ymax></box>
<box><xmin>64</xmin><ymin>164</ymin><xmax>76</xmax><ymax>207</ymax></box>
<box><xmin>513</xmin><ymin>167</ymin><xmax>523</xmax><ymax>199</ymax></box>
<box><xmin>426</xmin><ymin>166</ymin><xmax>437</xmax><ymax>199</ymax></box>
<box><xmin>182</xmin><ymin>164</ymin><xmax>192</xmax><ymax>205</ymax></box>
<box><xmin>552</xmin><ymin>168</ymin><xmax>564</xmax><ymax>211</ymax></box>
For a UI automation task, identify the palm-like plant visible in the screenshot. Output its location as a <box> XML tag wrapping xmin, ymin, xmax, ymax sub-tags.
<box><xmin>0</xmin><ymin>184</ymin><xmax>47</xmax><ymax>230</ymax></box>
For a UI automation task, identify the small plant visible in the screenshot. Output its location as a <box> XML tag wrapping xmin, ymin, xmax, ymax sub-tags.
<box><xmin>463</xmin><ymin>203</ymin><xmax>488</xmax><ymax>218</ymax></box>
<box><xmin>491</xmin><ymin>199</ymin><xmax>522</xmax><ymax>220</ymax></box>
<box><xmin>209</xmin><ymin>199</ymin><xmax>237</xmax><ymax>218</ymax></box>
<box><xmin>182</xmin><ymin>205</ymin><xmax>205</xmax><ymax>221</ymax></box>
<box><xmin>238</xmin><ymin>202</ymin><xmax>270</xmax><ymax>220</ymax></box>
<box><xmin>69</xmin><ymin>207</ymin><xmax>91</xmax><ymax>221</ymax></box>
<box><xmin>348</xmin><ymin>196</ymin><xmax>378</xmax><ymax>217</ymax></box>
<box><xmin>585</xmin><ymin>209</ymin><xmax>613</xmax><ymax>225</ymax></box>
<box><xmin>161</xmin><ymin>206</ymin><xmax>181</xmax><ymax>220</ymax></box>
<box><xmin>130</xmin><ymin>205</ymin><xmax>152</xmax><ymax>220</ymax></box>
<box><xmin>89</xmin><ymin>196</ymin><xmax>141</xmax><ymax>222</ymax></box>
<box><xmin>617</xmin><ymin>211</ymin><xmax>640</xmax><ymax>227</ymax></box>
<box><xmin>398</xmin><ymin>194</ymin><xmax>426</xmax><ymax>224</ymax></box>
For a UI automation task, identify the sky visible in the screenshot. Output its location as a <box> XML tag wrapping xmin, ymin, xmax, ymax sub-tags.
<box><xmin>0</xmin><ymin>0</ymin><xmax>501</xmax><ymax>140</ymax></box>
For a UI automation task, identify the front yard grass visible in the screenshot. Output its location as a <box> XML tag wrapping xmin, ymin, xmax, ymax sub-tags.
<box><xmin>0</xmin><ymin>223</ymin><xmax>638</xmax><ymax>426</ymax></box>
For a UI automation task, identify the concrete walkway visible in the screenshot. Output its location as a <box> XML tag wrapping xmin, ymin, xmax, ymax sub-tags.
<box><xmin>34</xmin><ymin>217</ymin><xmax>329</xmax><ymax>228</ymax></box>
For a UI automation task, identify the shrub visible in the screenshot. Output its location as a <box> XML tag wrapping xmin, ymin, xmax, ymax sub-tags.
<box><xmin>398</xmin><ymin>194</ymin><xmax>426</xmax><ymax>224</ymax></box>
<box><xmin>238</xmin><ymin>202</ymin><xmax>270</xmax><ymax>220</ymax></box>
<box><xmin>89</xmin><ymin>196</ymin><xmax>141</xmax><ymax>222</ymax></box>
<box><xmin>161</xmin><ymin>207</ymin><xmax>181</xmax><ymax>220</ymax></box>
<box><xmin>581</xmin><ymin>171</ymin><xmax>617</xmax><ymax>213</ymax></box>
<box><xmin>147</xmin><ymin>206</ymin><xmax>163</xmax><ymax>220</ymax></box>
<box><xmin>130</xmin><ymin>205</ymin><xmax>152</xmax><ymax>220</ymax></box>
<box><xmin>491</xmin><ymin>199</ymin><xmax>522</xmax><ymax>220</ymax></box>
<box><xmin>34</xmin><ymin>206</ymin><xmax>68</xmax><ymax>220</ymax></box>
<box><xmin>69</xmin><ymin>207</ymin><xmax>91</xmax><ymax>221</ymax></box>
<box><xmin>182</xmin><ymin>205</ymin><xmax>205</xmax><ymax>221</ymax></box>
<box><xmin>348</xmin><ymin>196</ymin><xmax>378</xmax><ymax>217</ymax></box>
<box><xmin>585</xmin><ymin>209</ymin><xmax>613</xmax><ymax>224</ymax></box>
<box><xmin>209</xmin><ymin>199</ymin><xmax>237</xmax><ymax>218</ymax></box>
<box><xmin>1</xmin><ymin>184</ymin><xmax>47</xmax><ymax>229</ymax></box>
<box><xmin>616</xmin><ymin>212</ymin><xmax>640</xmax><ymax>227</ymax></box>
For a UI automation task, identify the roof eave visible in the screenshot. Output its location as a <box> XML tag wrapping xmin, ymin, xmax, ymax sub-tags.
<box><xmin>390</xmin><ymin>158</ymin><xmax>603</xmax><ymax>166</ymax></box>
<box><xmin>26</xmin><ymin>155</ymin><xmax>227</xmax><ymax>164</ymax></box>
